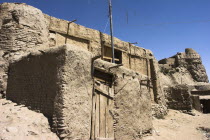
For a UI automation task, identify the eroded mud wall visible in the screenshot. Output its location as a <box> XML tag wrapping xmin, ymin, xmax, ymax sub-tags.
<box><xmin>94</xmin><ymin>60</ymin><xmax>152</xmax><ymax>139</ymax></box>
<box><xmin>55</xmin><ymin>45</ymin><xmax>93</xmax><ymax>139</ymax></box>
<box><xmin>0</xmin><ymin>3</ymin><xmax>49</xmax><ymax>56</ymax></box>
<box><xmin>6</xmin><ymin>45</ymin><xmax>94</xmax><ymax>139</ymax></box>
<box><xmin>114</xmin><ymin>73</ymin><xmax>152</xmax><ymax>139</ymax></box>
<box><xmin>0</xmin><ymin>3</ymin><xmax>49</xmax><ymax>97</ymax></box>
<box><xmin>6</xmin><ymin>48</ymin><xmax>65</xmax><ymax>121</ymax></box>
<box><xmin>165</xmin><ymin>85</ymin><xmax>192</xmax><ymax>110</ymax></box>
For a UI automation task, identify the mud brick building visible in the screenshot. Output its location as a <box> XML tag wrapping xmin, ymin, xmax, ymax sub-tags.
<box><xmin>0</xmin><ymin>2</ymin><xmax>209</xmax><ymax>140</ymax></box>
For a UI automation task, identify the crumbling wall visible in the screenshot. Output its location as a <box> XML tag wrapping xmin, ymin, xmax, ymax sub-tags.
<box><xmin>158</xmin><ymin>48</ymin><xmax>210</xmax><ymax>113</ymax></box>
<box><xmin>58</xmin><ymin>45</ymin><xmax>93</xmax><ymax>139</ymax></box>
<box><xmin>150</xmin><ymin>59</ymin><xmax>168</xmax><ymax>118</ymax></box>
<box><xmin>0</xmin><ymin>3</ymin><xmax>49</xmax><ymax>97</ymax></box>
<box><xmin>191</xmin><ymin>95</ymin><xmax>202</xmax><ymax>112</ymax></box>
<box><xmin>165</xmin><ymin>85</ymin><xmax>192</xmax><ymax>111</ymax></box>
<box><xmin>94</xmin><ymin>60</ymin><xmax>152</xmax><ymax>139</ymax></box>
<box><xmin>0</xmin><ymin>3</ymin><xmax>49</xmax><ymax>56</ymax></box>
<box><xmin>159</xmin><ymin>48</ymin><xmax>209</xmax><ymax>84</ymax></box>
<box><xmin>6</xmin><ymin>45</ymin><xmax>93</xmax><ymax>140</ymax></box>
<box><xmin>6</xmin><ymin>47</ymin><xmax>65</xmax><ymax>121</ymax></box>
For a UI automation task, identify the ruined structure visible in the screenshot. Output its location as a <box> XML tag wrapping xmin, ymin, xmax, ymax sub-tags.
<box><xmin>159</xmin><ymin>48</ymin><xmax>210</xmax><ymax>114</ymax></box>
<box><xmin>159</xmin><ymin>48</ymin><xmax>209</xmax><ymax>83</ymax></box>
<box><xmin>0</xmin><ymin>2</ymin><xmax>209</xmax><ymax>140</ymax></box>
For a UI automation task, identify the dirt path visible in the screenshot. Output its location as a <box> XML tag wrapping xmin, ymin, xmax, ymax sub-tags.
<box><xmin>143</xmin><ymin>109</ymin><xmax>210</xmax><ymax>140</ymax></box>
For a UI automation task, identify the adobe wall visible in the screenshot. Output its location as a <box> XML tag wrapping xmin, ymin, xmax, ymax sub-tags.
<box><xmin>6</xmin><ymin>47</ymin><xmax>65</xmax><ymax>121</ymax></box>
<box><xmin>6</xmin><ymin>45</ymin><xmax>93</xmax><ymax>140</ymax></box>
<box><xmin>0</xmin><ymin>3</ymin><xmax>49</xmax><ymax>97</ymax></box>
<box><xmin>158</xmin><ymin>48</ymin><xmax>210</xmax><ymax>113</ymax></box>
<box><xmin>59</xmin><ymin>45</ymin><xmax>93</xmax><ymax>139</ymax></box>
<box><xmin>165</xmin><ymin>85</ymin><xmax>192</xmax><ymax>111</ymax></box>
<box><xmin>159</xmin><ymin>48</ymin><xmax>209</xmax><ymax>83</ymax></box>
<box><xmin>6</xmin><ymin>44</ymin><xmax>152</xmax><ymax>139</ymax></box>
<box><xmin>94</xmin><ymin>60</ymin><xmax>153</xmax><ymax>139</ymax></box>
<box><xmin>150</xmin><ymin>59</ymin><xmax>168</xmax><ymax>118</ymax></box>
<box><xmin>44</xmin><ymin>14</ymin><xmax>153</xmax><ymax>77</ymax></box>
<box><xmin>0</xmin><ymin>3</ymin><xmax>49</xmax><ymax>57</ymax></box>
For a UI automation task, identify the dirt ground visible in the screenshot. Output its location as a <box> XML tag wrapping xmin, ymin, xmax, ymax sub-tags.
<box><xmin>143</xmin><ymin>109</ymin><xmax>210</xmax><ymax>140</ymax></box>
<box><xmin>1</xmin><ymin>97</ymin><xmax>210</xmax><ymax>140</ymax></box>
<box><xmin>0</xmin><ymin>99</ymin><xmax>59</xmax><ymax>140</ymax></box>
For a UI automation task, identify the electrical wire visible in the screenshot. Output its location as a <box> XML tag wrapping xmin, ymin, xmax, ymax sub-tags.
<box><xmin>103</xmin><ymin>17</ymin><xmax>109</xmax><ymax>33</ymax></box>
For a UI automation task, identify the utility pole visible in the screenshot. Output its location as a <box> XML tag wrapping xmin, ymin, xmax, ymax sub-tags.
<box><xmin>108</xmin><ymin>0</ymin><xmax>115</xmax><ymax>63</ymax></box>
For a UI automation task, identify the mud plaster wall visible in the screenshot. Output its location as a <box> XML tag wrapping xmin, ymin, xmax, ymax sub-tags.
<box><xmin>94</xmin><ymin>60</ymin><xmax>152</xmax><ymax>139</ymax></box>
<box><xmin>59</xmin><ymin>45</ymin><xmax>93</xmax><ymax>139</ymax></box>
<box><xmin>114</xmin><ymin>74</ymin><xmax>152</xmax><ymax>139</ymax></box>
<box><xmin>165</xmin><ymin>85</ymin><xmax>192</xmax><ymax>110</ymax></box>
<box><xmin>6</xmin><ymin>45</ymin><xmax>93</xmax><ymax>139</ymax></box>
<box><xmin>44</xmin><ymin>14</ymin><xmax>153</xmax><ymax>77</ymax></box>
<box><xmin>150</xmin><ymin>59</ymin><xmax>168</xmax><ymax>118</ymax></box>
<box><xmin>0</xmin><ymin>3</ymin><xmax>49</xmax><ymax>97</ymax></box>
<box><xmin>6</xmin><ymin>48</ymin><xmax>65</xmax><ymax>121</ymax></box>
<box><xmin>0</xmin><ymin>3</ymin><xmax>49</xmax><ymax>56</ymax></box>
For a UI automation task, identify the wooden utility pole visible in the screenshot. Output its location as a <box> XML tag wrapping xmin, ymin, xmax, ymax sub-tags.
<box><xmin>109</xmin><ymin>0</ymin><xmax>115</xmax><ymax>63</ymax></box>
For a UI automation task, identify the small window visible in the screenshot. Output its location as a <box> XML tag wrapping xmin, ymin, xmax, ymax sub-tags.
<box><xmin>103</xmin><ymin>46</ymin><xmax>122</xmax><ymax>64</ymax></box>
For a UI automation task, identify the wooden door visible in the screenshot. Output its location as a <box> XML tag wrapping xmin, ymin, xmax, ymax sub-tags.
<box><xmin>91</xmin><ymin>84</ymin><xmax>114</xmax><ymax>139</ymax></box>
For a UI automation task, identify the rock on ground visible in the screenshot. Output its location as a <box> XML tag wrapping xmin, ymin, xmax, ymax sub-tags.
<box><xmin>0</xmin><ymin>99</ymin><xmax>59</xmax><ymax>140</ymax></box>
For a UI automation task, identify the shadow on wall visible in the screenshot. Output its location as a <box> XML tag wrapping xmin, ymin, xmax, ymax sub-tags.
<box><xmin>6</xmin><ymin>52</ymin><xmax>64</xmax><ymax>125</ymax></box>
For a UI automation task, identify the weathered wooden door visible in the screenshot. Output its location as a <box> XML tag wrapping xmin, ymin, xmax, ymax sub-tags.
<box><xmin>91</xmin><ymin>69</ymin><xmax>114</xmax><ymax>140</ymax></box>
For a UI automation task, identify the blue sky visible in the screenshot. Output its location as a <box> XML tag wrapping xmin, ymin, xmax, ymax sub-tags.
<box><xmin>2</xmin><ymin>0</ymin><xmax>210</xmax><ymax>80</ymax></box>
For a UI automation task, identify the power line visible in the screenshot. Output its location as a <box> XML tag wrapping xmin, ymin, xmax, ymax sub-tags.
<box><xmin>103</xmin><ymin>17</ymin><xmax>109</xmax><ymax>33</ymax></box>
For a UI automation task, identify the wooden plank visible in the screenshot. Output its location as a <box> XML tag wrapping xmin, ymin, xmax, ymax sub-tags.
<box><xmin>103</xmin><ymin>56</ymin><xmax>120</xmax><ymax>61</ymax></box>
<box><xmin>107</xmin><ymin>99</ymin><xmax>114</xmax><ymax>138</ymax></box>
<box><xmin>99</xmin><ymin>94</ymin><xmax>107</xmax><ymax>138</ymax></box>
<box><xmin>91</xmin><ymin>93</ymin><xmax>96</xmax><ymax>139</ymax></box>
<box><xmin>106</xmin><ymin>99</ymin><xmax>109</xmax><ymax>138</ymax></box>
<box><xmin>95</xmin><ymin>87</ymin><xmax>114</xmax><ymax>99</ymax></box>
<box><xmin>95</xmin><ymin>93</ymin><xmax>100</xmax><ymax>138</ymax></box>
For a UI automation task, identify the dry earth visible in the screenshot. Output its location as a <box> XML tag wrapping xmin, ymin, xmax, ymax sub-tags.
<box><xmin>143</xmin><ymin>109</ymin><xmax>210</xmax><ymax>140</ymax></box>
<box><xmin>1</xmin><ymin>97</ymin><xmax>210</xmax><ymax>140</ymax></box>
<box><xmin>0</xmin><ymin>99</ymin><xmax>59</xmax><ymax>140</ymax></box>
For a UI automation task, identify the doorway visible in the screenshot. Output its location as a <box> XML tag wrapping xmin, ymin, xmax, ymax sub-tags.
<box><xmin>200</xmin><ymin>99</ymin><xmax>210</xmax><ymax>113</ymax></box>
<box><xmin>91</xmin><ymin>69</ymin><xmax>114</xmax><ymax>139</ymax></box>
